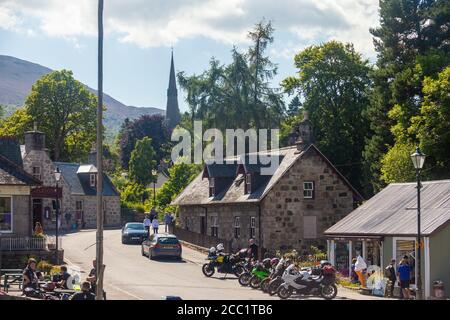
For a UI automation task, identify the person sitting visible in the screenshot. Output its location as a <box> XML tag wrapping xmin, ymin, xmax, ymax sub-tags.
<box><xmin>22</xmin><ymin>258</ymin><xmax>39</xmax><ymax>292</ymax></box>
<box><xmin>70</xmin><ymin>281</ymin><xmax>96</xmax><ymax>300</ymax></box>
<box><xmin>34</xmin><ymin>222</ymin><xmax>44</xmax><ymax>236</ymax></box>
<box><xmin>55</xmin><ymin>266</ymin><xmax>71</xmax><ymax>289</ymax></box>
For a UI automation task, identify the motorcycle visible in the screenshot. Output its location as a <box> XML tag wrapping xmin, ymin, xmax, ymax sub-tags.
<box><xmin>277</xmin><ymin>263</ymin><xmax>338</xmax><ymax>300</ymax></box>
<box><xmin>263</xmin><ymin>260</ymin><xmax>289</xmax><ymax>294</ymax></box>
<box><xmin>202</xmin><ymin>249</ymin><xmax>244</xmax><ymax>278</ymax></box>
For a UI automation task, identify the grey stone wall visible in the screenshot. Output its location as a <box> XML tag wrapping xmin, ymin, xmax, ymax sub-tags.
<box><xmin>260</xmin><ymin>149</ymin><xmax>354</xmax><ymax>253</ymax></box>
<box><xmin>10</xmin><ymin>195</ymin><xmax>31</xmax><ymax>237</ymax></box>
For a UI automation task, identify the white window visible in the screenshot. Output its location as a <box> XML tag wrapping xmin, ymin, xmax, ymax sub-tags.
<box><xmin>303</xmin><ymin>216</ymin><xmax>317</xmax><ymax>239</ymax></box>
<box><xmin>211</xmin><ymin>216</ymin><xmax>218</xmax><ymax>237</ymax></box>
<box><xmin>303</xmin><ymin>181</ymin><xmax>314</xmax><ymax>199</ymax></box>
<box><xmin>32</xmin><ymin>166</ymin><xmax>41</xmax><ymax>181</ymax></box>
<box><xmin>250</xmin><ymin>217</ymin><xmax>256</xmax><ymax>239</ymax></box>
<box><xmin>209</xmin><ymin>178</ymin><xmax>215</xmax><ymax>196</ymax></box>
<box><xmin>51</xmin><ymin>199</ymin><xmax>61</xmax><ymax>222</ymax></box>
<box><xmin>75</xmin><ymin>200</ymin><xmax>84</xmax><ymax>220</ymax></box>
<box><xmin>234</xmin><ymin>216</ymin><xmax>241</xmax><ymax>239</ymax></box>
<box><xmin>90</xmin><ymin>174</ymin><xmax>96</xmax><ymax>187</ymax></box>
<box><xmin>0</xmin><ymin>197</ymin><xmax>12</xmax><ymax>233</ymax></box>
<box><xmin>246</xmin><ymin>173</ymin><xmax>252</xmax><ymax>194</ymax></box>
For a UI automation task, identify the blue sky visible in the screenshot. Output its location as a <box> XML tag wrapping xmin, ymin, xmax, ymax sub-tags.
<box><xmin>0</xmin><ymin>0</ymin><xmax>380</xmax><ymax>113</ymax></box>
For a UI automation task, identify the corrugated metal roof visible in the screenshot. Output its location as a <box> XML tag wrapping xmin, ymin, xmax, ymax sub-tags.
<box><xmin>325</xmin><ymin>180</ymin><xmax>450</xmax><ymax>236</ymax></box>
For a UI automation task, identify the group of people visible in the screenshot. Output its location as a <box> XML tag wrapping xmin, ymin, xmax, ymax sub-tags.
<box><xmin>143</xmin><ymin>210</ymin><xmax>175</xmax><ymax>236</ymax></box>
<box><xmin>22</xmin><ymin>258</ymin><xmax>100</xmax><ymax>300</ymax></box>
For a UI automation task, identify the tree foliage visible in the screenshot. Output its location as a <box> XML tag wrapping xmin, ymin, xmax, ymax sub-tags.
<box><xmin>282</xmin><ymin>41</ymin><xmax>372</xmax><ymax>193</ymax></box>
<box><xmin>128</xmin><ymin>136</ymin><xmax>157</xmax><ymax>187</ymax></box>
<box><xmin>0</xmin><ymin>107</ymin><xmax>33</xmax><ymax>142</ymax></box>
<box><xmin>25</xmin><ymin>70</ymin><xmax>97</xmax><ymax>162</ymax></box>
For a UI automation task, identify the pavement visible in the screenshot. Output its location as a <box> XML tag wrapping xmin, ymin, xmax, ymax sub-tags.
<box><xmin>15</xmin><ymin>228</ymin><xmax>391</xmax><ymax>300</ymax></box>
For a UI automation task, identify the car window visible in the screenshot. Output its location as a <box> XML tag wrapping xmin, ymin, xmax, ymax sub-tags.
<box><xmin>126</xmin><ymin>223</ymin><xmax>144</xmax><ymax>230</ymax></box>
<box><xmin>158</xmin><ymin>237</ymin><xmax>179</xmax><ymax>245</ymax></box>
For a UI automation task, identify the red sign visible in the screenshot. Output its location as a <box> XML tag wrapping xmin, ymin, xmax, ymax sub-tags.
<box><xmin>31</xmin><ymin>186</ymin><xmax>62</xmax><ymax>198</ymax></box>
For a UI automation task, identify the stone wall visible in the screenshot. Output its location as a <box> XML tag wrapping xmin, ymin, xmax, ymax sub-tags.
<box><xmin>77</xmin><ymin>196</ymin><xmax>121</xmax><ymax>228</ymax></box>
<box><xmin>260</xmin><ymin>148</ymin><xmax>354</xmax><ymax>253</ymax></box>
<box><xmin>10</xmin><ymin>195</ymin><xmax>32</xmax><ymax>237</ymax></box>
<box><xmin>0</xmin><ymin>250</ymin><xmax>64</xmax><ymax>269</ymax></box>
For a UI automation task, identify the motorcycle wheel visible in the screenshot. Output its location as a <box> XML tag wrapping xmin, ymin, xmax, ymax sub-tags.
<box><xmin>233</xmin><ymin>265</ymin><xmax>244</xmax><ymax>277</ymax></box>
<box><xmin>238</xmin><ymin>272</ymin><xmax>251</xmax><ymax>286</ymax></box>
<box><xmin>260</xmin><ymin>278</ymin><xmax>270</xmax><ymax>293</ymax></box>
<box><xmin>320</xmin><ymin>284</ymin><xmax>338</xmax><ymax>300</ymax></box>
<box><xmin>202</xmin><ymin>263</ymin><xmax>215</xmax><ymax>277</ymax></box>
<box><xmin>268</xmin><ymin>279</ymin><xmax>282</xmax><ymax>296</ymax></box>
<box><xmin>278</xmin><ymin>286</ymin><xmax>292</xmax><ymax>300</ymax></box>
<box><xmin>249</xmin><ymin>276</ymin><xmax>261</xmax><ymax>289</ymax></box>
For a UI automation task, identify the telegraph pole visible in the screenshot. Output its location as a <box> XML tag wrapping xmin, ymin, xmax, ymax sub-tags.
<box><xmin>96</xmin><ymin>0</ymin><xmax>105</xmax><ymax>300</ymax></box>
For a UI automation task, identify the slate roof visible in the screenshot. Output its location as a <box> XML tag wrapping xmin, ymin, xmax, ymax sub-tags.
<box><xmin>171</xmin><ymin>144</ymin><xmax>362</xmax><ymax>206</ymax></box>
<box><xmin>324</xmin><ymin>180</ymin><xmax>450</xmax><ymax>237</ymax></box>
<box><xmin>203</xmin><ymin>161</ymin><xmax>239</xmax><ymax>178</ymax></box>
<box><xmin>0</xmin><ymin>154</ymin><xmax>41</xmax><ymax>186</ymax></box>
<box><xmin>55</xmin><ymin>162</ymin><xmax>119</xmax><ymax>197</ymax></box>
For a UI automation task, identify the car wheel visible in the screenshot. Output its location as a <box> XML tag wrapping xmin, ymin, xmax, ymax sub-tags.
<box><xmin>121</xmin><ymin>238</ymin><xmax>126</xmax><ymax>244</ymax></box>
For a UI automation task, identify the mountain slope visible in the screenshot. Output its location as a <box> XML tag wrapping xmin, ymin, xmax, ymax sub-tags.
<box><xmin>0</xmin><ymin>55</ymin><xmax>164</xmax><ymax>137</ymax></box>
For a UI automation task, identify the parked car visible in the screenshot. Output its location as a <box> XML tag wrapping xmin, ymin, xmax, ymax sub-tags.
<box><xmin>141</xmin><ymin>234</ymin><xmax>182</xmax><ymax>260</ymax></box>
<box><xmin>121</xmin><ymin>222</ymin><xmax>147</xmax><ymax>244</ymax></box>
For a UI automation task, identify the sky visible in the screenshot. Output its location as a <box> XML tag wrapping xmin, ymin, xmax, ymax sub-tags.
<box><xmin>0</xmin><ymin>0</ymin><xmax>380</xmax><ymax>113</ymax></box>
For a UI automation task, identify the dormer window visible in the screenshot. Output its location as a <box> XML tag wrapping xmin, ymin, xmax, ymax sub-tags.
<box><xmin>209</xmin><ymin>178</ymin><xmax>215</xmax><ymax>197</ymax></box>
<box><xmin>245</xmin><ymin>173</ymin><xmax>252</xmax><ymax>194</ymax></box>
<box><xmin>90</xmin><ymin>174</ymin><xmax>96</xmax><ymax>187</ymax></box>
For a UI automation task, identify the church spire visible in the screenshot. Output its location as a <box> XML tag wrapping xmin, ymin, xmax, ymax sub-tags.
<box><xmin>166</xmin><ymin>49</ymin><xmax>181</xmax><ymax>130</ymax></box>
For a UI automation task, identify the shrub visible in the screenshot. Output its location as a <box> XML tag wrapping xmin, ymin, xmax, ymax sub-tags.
<box><xmin>37</xmin><ymin>260</ymin><xmax>53</xmax><ymax>273</ymax></box>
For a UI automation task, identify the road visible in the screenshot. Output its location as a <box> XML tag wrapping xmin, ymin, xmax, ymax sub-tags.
<box><xmin>61</xmin><ymin>229</ymin><xmax>388</xmax><ymax>300</ymax></box>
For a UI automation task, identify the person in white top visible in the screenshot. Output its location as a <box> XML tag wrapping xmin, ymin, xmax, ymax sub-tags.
<box><xmin>152</xmin><ymin>218</ymin><xmax>159</xmax><ymax>234</ymax></box>
<box><xmin>354</xmin><ymin>253</ymin><xmax>368</xmax><ymax>288</ymax></box>
<box><xmin>143</xmin><ymin>216</ymin><xmax>151</xmax><ymax>236</ymax></box>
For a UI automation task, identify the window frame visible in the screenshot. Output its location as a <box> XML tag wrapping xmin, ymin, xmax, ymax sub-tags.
<box><xmin>250</xmin><ymin>216</ymin><xmax>256</xmax><ymax>239</ymax></box>
<box><xmin>303</xmin><ymin>181</ymin><xmax>314</xmax><ymax>199</ymax></box>
<box><xmin>245</xmin><ymin>173</ymin><xmax>252</xmax><ymax>194</ymax></box>
<box><xmin>209</xmin><ymin>177</ymin><xmax>215</xmax><ymax>197</ymax></box>
<box><xmin>234</xmin><ymin>216</ymin><xmax>241</xmax><ymax>239</ymax></box>
<box><xmin>211</xmin><ymin>216</ymin><xmax>218</xmax><ymax>237</ymax></box>
<box><xmin>0</xmin><ymin>196</ymin><xmax>13</xmax><ymax>234</ymax></box>
<box><xmin>90</xmin><ymin>174</ymin><xmax>96</xmax><ymax>187</ymax></box>
<box><xmin>32</xmin><ymin>166</ymin><xmax>42</xmax><ymax>181</ymax></box>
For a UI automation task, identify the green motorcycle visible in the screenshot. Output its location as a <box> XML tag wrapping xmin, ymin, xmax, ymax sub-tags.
<box><xmin>249</xmin><ymin>260</ymin><xmax>271</xmax><ymax>289</ymax></box>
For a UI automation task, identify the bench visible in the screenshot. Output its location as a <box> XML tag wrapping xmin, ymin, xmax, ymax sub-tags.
<box><xmin>1</xmin><ymin>272</ymin><xmax>23</xmax><ymax>293</ymax></box>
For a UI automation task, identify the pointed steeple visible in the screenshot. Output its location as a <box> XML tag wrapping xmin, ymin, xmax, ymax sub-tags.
<box><xmin>166</xmin><ymin>49</ymin><xmax>181</xmax><ymax>130</ymax></box>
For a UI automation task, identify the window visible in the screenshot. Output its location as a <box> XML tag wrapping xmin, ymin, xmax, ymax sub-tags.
<box><xmin>234</xmin><ymin>216</ymin><xmax>241</xmax><ymax>239</ymax></box>
<box><xmin>209</xmin><ymin>178</ymin><xmax>215</xmax><ymax>197</ymax></box>
<box><xmin>0</xmin><ymin>197</ymin><xmax>12</xmax><ymax>233</ymax></box>
<box><xmin>245</xmin><ymin>173</ymin><xmax>252</xmax><ymax>194</ymax></box>
<box><xmin>211</xmin><ymin>216</ymin><xmax>218</xmax><ymax>237</ymax></box>
<box><xmin>250</xmin><ymin>217</ymin><xmax>256</xmax><ymax>239</ymax></box>
<box><xmin>90</xmin><ymin>174</ymin><xmax>96</xmax><ymax>187</ymax></box>
<box><xmin>303</xmin><ymin>181</ymin><xmax>314</xmax><ymax>199</ymax></box>
<box><xmin>303</xmin><ymin>216</ymin><xmax>317</xmax><ymax>239</ymax></box>
<box><xmin>51</xmin><ymin>199</ymin><xmax>61</xmax><ymax>222</ymax></box>
<box><xmin>75</xmin><ymin>200</ymin><xmax>84</xmax><ymax>220</ymax></box>
<box><xmin>32</xmin><ymin>166</ymin><xmax>41</xmax><ymax>181</ymax></box>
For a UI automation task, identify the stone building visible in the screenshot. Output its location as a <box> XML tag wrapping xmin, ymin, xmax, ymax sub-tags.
<box><xmin>21</xmin><ymin>129</ymin><xmax>120</xmax><ymax>230</ymax></box>
<box><xmin>0</xmin><ymin>137</ymin><xmax>41</xmax><ymax>237</ymax></box>
<box><xmin>171</xmin><ymin>117</ymin><xmax>363</xmax><ymax>253</ymax></box>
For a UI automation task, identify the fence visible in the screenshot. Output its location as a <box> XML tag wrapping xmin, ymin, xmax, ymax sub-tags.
<box><xmin>0</xmin><ymin>236</ymin><xmax>61</xmax><ymax>251</ymax></box>
<box><xmin>172</xmin><ymin>226</ymin><xmax>233</xmax><ymax>253</ymax></box>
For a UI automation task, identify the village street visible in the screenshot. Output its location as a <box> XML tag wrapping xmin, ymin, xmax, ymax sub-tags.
<box><xmin>61</xmin><ymin>229</ymin><xmax>389</xmax><ymax>300</ymax></box>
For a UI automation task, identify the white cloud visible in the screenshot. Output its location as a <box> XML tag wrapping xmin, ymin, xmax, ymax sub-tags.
<box><xmin>0</xmin><ymin>0</ymin><xmax>380</xmax><ymax>57</ymax></box>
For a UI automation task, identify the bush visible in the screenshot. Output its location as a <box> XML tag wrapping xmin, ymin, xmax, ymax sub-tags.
<box><xmin>37</xmin><ymin>260</ymin><xmax>53</xmax><ymax>273</ymax></box>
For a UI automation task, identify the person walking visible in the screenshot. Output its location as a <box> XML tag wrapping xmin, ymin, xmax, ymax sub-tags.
<box><xmin>397</xmin><ymin>255</ymin><xmax>411</xmax><ymax>300</ymax></box>
<box><xmin>149</xmin><ymin>208</ymin><xmax>156</xmax><ymax>222</ymax></box>
<box><xmin>247</xmin><ymin>238</ymin><xmax>259</xmax><ymax>261</ymax></box>
<box><xmin>143</xmin><ymin>215</ymin><xmax>151</xmax><ymax>236</ymax></box>
<box><xmin>354</xmin><ymin>253</ymin><xmax>367</xmax><ymax>288</ymax></box>
<box><xmin>164</xmin><ymin>213</ymin><xmax>173</xmax><ymax>233</ymax></box>
<box><xmin>385</xmin><ymin>258</ymin><xmax>397</xmax><ymax>297</ymax></box>
<box><xmin>64</xmin><ymin>211</ymin><xmax>72</xmax><ymax>232</ymax></box>
<box><xmin>152</xmin><ymin>217</ymin><xmax>159</xmax><ymax>234</ymax></box>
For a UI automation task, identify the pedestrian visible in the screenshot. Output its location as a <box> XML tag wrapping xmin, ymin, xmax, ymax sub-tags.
<box><xmin>149</xmin><ymin>208</ymin><xmax>156</xmax><ymax>222</ymax></box>
<box><xmin>64</xmin><ymin>211</ymin><xmax>72</xmax><ymax>232</ymax></box>
<box><xmin>385</xmin><ymin>258</ymin><xmax>397</xmax><ymax>297</ymax></box>
<box><xmin>397</xmin><ymin>255</ymin><xmax>411</xmax><ymax>300</ymax></box>
<box><xmin>351</xmin><ymin>258</ymin><xmax>359</xmax><ymax>284</ymax></box>
<box><xmin>34</xmin><ymin>222</ymin><xmax>43</xmax><ymax>236</ymax></box>
<box><xmin>247</xmin><ymin>238</ymin><xmax>259</xmax><ymax>261</ymax></box>
<box><xmin>152</xmin><ymin>217</ymin><xmax>159</xmax><ymax>234</ymax></box>
<box><xmin>143</xmin><ymin>215</ymin><xmax>151</xmax><ymax>236</ymax></box>
<box><xmin>164</xmin><ymin>213</ymin><xmax>173</xmax><ymax>233</ymax></box>
<box><xmin>354</xmin><ymin>252</ymin><xmax>367</xmax><ymax>288</ymax></box>
<box><xmin>70</xmin><ymin>281</ymin><xmax>96</xmax><ymax>300</ymax></box>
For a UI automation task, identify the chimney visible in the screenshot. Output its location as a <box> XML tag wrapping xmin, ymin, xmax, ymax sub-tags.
<box><xmin>25</xmin><ymin>123</ymin><xmax>45</xmax><ymax>154</ymax></box>
<box><xmin>88</xmin><ymin>144</ymin><xmax>97</xmax><ymax>166</ymax></box>
<box><xmin>295</xmin><ymin>111</ymin><xmax>315</xmax><ymax>152</ymax></box>
<box><xmin>0</xmin><ymin>136</ymin><xmax>24</xmax><ymax>167</ymax></box>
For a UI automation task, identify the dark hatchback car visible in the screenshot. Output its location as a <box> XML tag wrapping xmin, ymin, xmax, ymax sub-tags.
<box><xmin>121</xmin><ymin>222</ymin><xmax>148</xmax><ymax>244</ymax></box>
<box><xmin>141</xmin><ymin>234</ymin><xmax>182</xmax><ymax>260</ymax></box>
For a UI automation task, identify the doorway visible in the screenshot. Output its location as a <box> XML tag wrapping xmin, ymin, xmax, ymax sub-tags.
<box><xmin>200</xmin><ymin>216</ymin><xmax>206</xmax><ymax>235</ymax></box>
<box><xmin>32</xmin><ymin>199</ymin><xmax>43</xmax><ymax>228</ymax></box>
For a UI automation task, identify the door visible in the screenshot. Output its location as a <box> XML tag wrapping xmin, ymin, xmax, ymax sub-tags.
<box><xmin>32</xmin><ymin>199</ymin><xmax>43</xmax><ymax>228</ymax></box>
<box><xmin>200</xmin><ymin>216</ymin><xmax>206</xmax><ymax>235</ymax></box>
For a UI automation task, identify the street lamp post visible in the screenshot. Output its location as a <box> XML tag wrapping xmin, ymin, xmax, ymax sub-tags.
<box><xmin>54</xmin><ymin>167</ymin><xmax>62</xmax><ymax>265</ymax></box>
<box><xmin>410</xmin><ymin>146</ymin><xmax>426</xmax><ymax>300</ymax></box>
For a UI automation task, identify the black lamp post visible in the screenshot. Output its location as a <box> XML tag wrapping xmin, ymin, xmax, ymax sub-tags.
<box><xmin>54</xmin><ymin>166</ymin><xmax>62</xmax><ymax>265</ymax></box>
<box><xmin>410</xmin><ymin>146</ymin><xmax>426</xmax><ymax>300</ymax></box>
